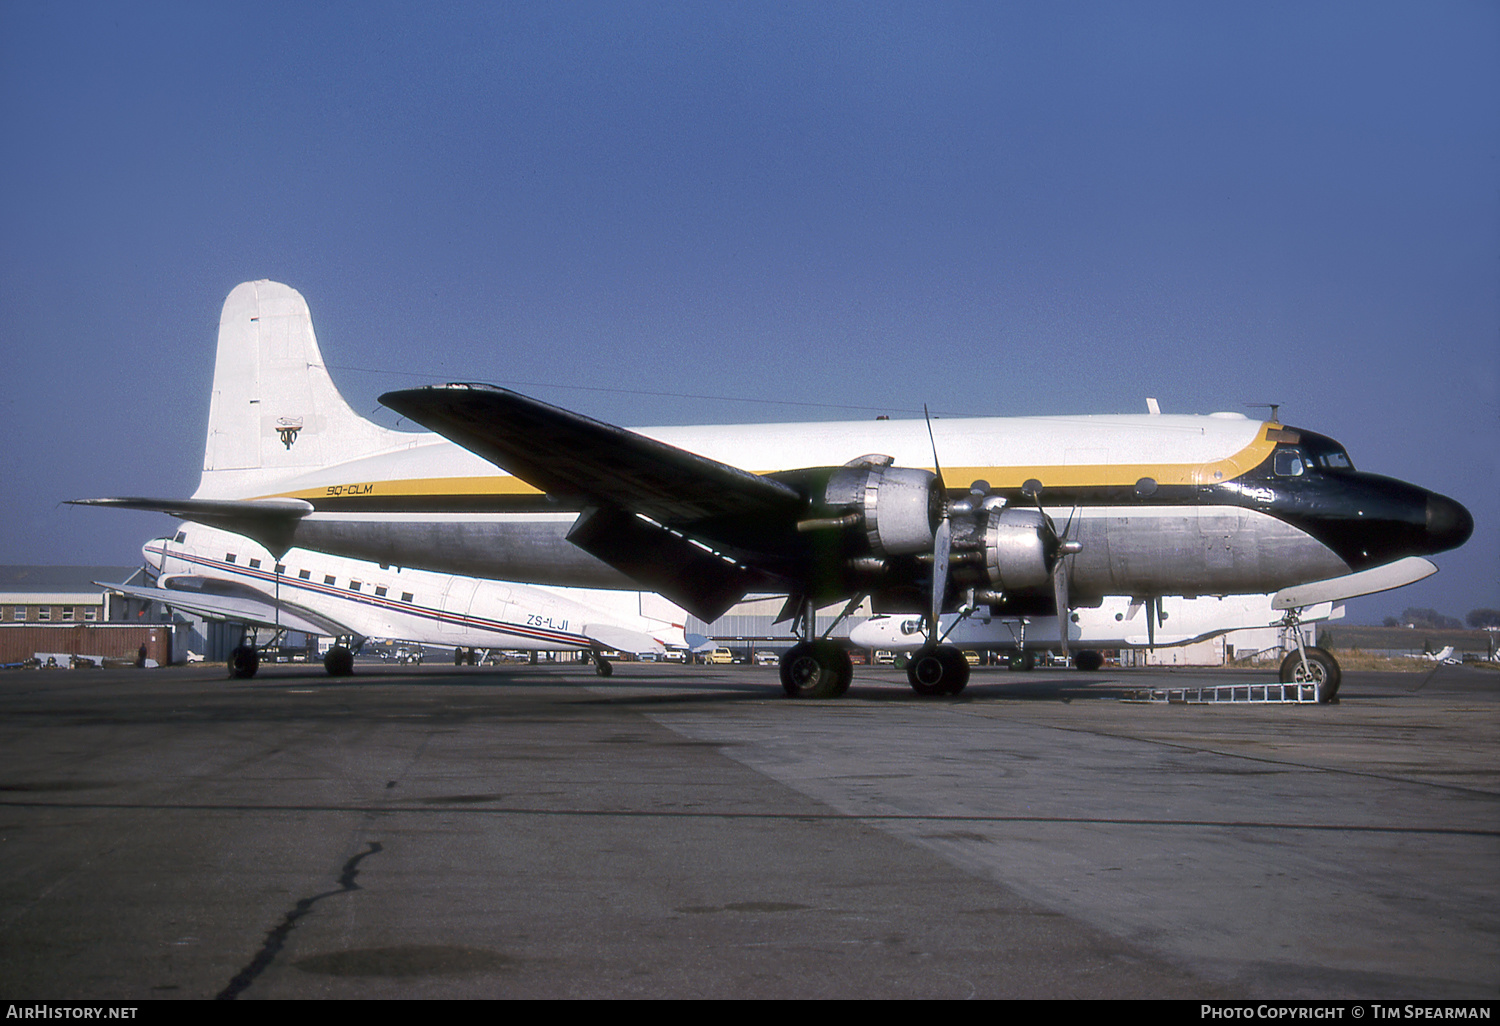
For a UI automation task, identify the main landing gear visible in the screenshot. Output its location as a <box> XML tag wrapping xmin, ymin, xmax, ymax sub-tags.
<box><xmin>228</xmin><ymin>644</ymin><xmax>260</xmax><ymax>679</ymax></box>
<box><xmin>779</xmin><ymin>640</ymin><xmax>852</xmax><ymax>698</ymax></box>
<box><xmin>226</xmin><ymin>630</ymin><xmax>357</xmax><ymax>680</ymax></box>
<box><xmin>323</xmin><ymin>645</ymin><xmax>354</xmax><ymax>677</ymax></box>
<box><xmin>905</xmin><ymin>645</ymin><xmax>969</xmax><ymax>696</ymax></box>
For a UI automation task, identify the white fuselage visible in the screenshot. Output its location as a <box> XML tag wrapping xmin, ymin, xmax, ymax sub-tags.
<box><xmin>199</xmin><ymin>409</ymin><xmax>1348</xmax><ymax>601</ymax></box>
<box><xmin>148</xmin><ymin>523</ymin><xmax>688</xmax><ymax>653</ymax></box>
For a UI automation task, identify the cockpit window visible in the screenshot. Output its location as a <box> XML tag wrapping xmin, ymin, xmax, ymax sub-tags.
<box><xmin>1292</xmin><ymin>429</ymin><xmax>1356</xmax><ymax>472</ymax></box>
<box><xmin>1312</xmin><ymin>448</ymin><xmax>1353</xmax><ymax>471</ymax></box>
<box><xmin>1273</xmin><ymin>450</ymin><xmax>1306</xmax><ymax>477</ymax></box>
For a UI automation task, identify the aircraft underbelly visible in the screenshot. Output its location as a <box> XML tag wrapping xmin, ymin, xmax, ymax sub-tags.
<box><xmin>294</xmin><ymin>516</ymin><xmax>639</xmax><ymax>589</ymax></box>
<box><xmin>1074</xmin><ymin>506</ymin><xmax>1346</xmax><ymax>599</ymax></box>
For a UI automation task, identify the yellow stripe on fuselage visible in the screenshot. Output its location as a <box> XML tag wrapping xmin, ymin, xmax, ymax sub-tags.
<box><xmin>260</xmin><ymin>425</ymin><xmax>1282</xmax><ymax>501</ymax></box>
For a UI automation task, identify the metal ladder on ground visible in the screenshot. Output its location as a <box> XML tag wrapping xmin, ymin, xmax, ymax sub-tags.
<box><xmin>1122</xmin><ymin>682</ymin><xmax>1319</xmax><ymax>704</ymax></box>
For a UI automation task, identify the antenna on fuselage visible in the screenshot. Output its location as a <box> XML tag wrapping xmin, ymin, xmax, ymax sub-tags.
<box><xmin>1245</xmin><ymin>402</ymin><xmax>1283</xmax><ymax>423</ymax></box>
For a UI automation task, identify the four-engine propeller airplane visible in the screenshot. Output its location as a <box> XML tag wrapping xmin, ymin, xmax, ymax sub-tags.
<box><xmin>74</xmin><ymin>281</ymin><xmax>1473</xmax><ymax>699</ymax></box>
<box><xmin>105</xmin><ymin>522</ymin><xmax>692</xmax><ymax>678</ymax></box>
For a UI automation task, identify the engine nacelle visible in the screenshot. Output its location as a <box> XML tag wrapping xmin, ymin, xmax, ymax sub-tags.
<box><xmin>982</xmin><ymin>507</ymin><xmax>1053</xmax><ymax>592</ymax></box>
<box><xmin>821</xmin><ymin>458</ymin><xmax>941</xmax><ymax>557</ymax></box>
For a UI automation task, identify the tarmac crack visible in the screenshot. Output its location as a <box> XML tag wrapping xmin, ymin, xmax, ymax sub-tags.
<box><xmin>216</xmin><ymin>841</ymin><xmax>383</xmax><ymax>1000</ymax></box>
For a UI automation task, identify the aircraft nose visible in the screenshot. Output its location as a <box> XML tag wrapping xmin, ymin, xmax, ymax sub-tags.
<box><xmin>1425</xmin><ymin>493</ymin><xmax>1473</xmax><ymax>553</ymax></box>
<box><xmin>142</xmin><ymin>539</ymin><xmax>166</xmax><ymax>572</ymax></box>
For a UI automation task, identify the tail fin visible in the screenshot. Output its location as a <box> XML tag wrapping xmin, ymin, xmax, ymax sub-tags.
<box><xmin>195</xmin><ymin>281</ymin><xmax>412</xmax><ymax>498</ymax></box>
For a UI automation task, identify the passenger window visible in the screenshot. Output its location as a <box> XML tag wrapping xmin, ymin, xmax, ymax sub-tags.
<box><xmin>225</xmin><ymin>554</ymin><xmax>237</xmax><ymax>564</ymax></box>
<box><xmin>324</xmin><ymin>575</ymin><xmax>336</xmax><ymax>586</ymax></box>
<box><xmin>249</xmin><ymin>558</ymin><xmax>261</xmax><ymax>569</ymax></box>
<box><xmin>375</xmin><ymin>586</ymin><xmax>387</xmax><ymax>597</ymax></box>
<box><xmin>402</xmin><ymin>592</ymin><xmax>414</xmax><ymax>604</ymax></box>
<box><xmin>1273</xmin><ymin>450</ymin><xmax>1305</xmax><ymax>477</ymax></box>
<box><xmin>349</xmin><ymin>581</ymin><xmax>361</xmax><ymax>592</ymax></box>
<box><xmin>298</xmin><ymin>569</ymin><xmax>311</xmax><ymax>580</ymax></box>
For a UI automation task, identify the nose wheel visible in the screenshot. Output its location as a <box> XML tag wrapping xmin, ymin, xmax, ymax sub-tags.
<box><xmin>1279</xmin><ymin>646</ymin><xmax>1340</xmax><ymax>703</ymax></box>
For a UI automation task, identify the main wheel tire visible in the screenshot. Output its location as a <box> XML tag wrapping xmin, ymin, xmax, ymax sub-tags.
<box><xmin>595</xmin><ymin>657</ymin><xmax>613</xmax><ymax>677</ymax></box>
<box><xmin>228</xmin><ymin>645</ymin><xmax>260</xmax><ymax>679</ymax></box>
<box><xmin>1073</xmin><ymin>650</ymin><xmax>1104</xmax><ymax>672</ymax></box>
<box><xmin>324</xmin><ymin>646</ymin><xmax>354</xmax><ymax>677</ymax></box>
<box><xmin>780</xmin><ymin>641</ymin><xmax>850</xmax><ymax>699</ymax></box>
<box><xmin>906</xmin><ymin>645</ymin><xmax>970</xmax><ymax>696</ymax></box>
<box><xmin>1279</xmin><ymin>646</ymin><xmax>1341</xmax><ymax>703</ymax></box>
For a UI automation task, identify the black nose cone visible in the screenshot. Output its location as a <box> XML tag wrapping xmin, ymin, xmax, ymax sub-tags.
<box><xmin>1425</xmin><ymin>493</ymin><xmax>1473</xmax><ymax>553</ymax></box>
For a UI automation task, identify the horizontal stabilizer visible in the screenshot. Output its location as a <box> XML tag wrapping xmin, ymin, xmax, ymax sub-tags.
<box><xmin>69</xmin><ymin>497</ymin><xmax>312</xmax><ymax>556</ymax></box>
<box><xmin>1272</xmin><ymin>556</ymin><xmax>1437</xmax><ymax>610</ymax></box>
<box><xmin>99</xmin><ymin>580</ymin><xmax>351</xmax><ymax>638</ymax></box>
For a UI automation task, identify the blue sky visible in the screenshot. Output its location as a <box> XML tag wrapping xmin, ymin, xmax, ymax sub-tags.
<box><xmin>2</xmin><ymin>0</ymin><xmax>1495</xmax><ymax>623</ymax></box>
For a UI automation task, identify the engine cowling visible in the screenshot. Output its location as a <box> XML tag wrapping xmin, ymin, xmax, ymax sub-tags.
<box><xmin>820</xmin><ymin>458</ymin><xmax>941</xmax><ymax>556</ymax></box>
<box><xmin>981</xmin><ymin>506</ymin><xmax>1053</xmax><ymax>592</ymax></box>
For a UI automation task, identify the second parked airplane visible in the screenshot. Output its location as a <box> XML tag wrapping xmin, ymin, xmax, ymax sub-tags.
<box><xmin>105</xmin><ymin>523</ymin><xmax>692</xmax><ymax>678</ymax></box>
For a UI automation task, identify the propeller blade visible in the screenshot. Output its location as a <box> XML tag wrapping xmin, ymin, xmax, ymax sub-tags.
<box><xmin>923</xmin><ymin>404</ymin><xmax>953</xmax><ymax>646</ymax></box>
<box><xmin>924</xmin><ymin>405</ymin><xmax>947</xmax><ymax>492</ymax></box>
<box><xmin>1053</xmin><ymin>556</ymin><xmax>1070</xmax><ymax>659</ymax></box>
<box><xmin>930</xmin><ymin>517</ymin><xmax>951</xmax><ymax>644</ymax></box>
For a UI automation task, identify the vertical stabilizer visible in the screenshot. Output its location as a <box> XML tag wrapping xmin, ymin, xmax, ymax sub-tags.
<box><xmin>196</xmin><ymin>281</ymin><xmax>411</xmax><ymax>498</ymax></box>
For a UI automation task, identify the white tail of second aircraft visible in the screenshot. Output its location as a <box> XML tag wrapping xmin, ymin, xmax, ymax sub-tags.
<box><xmin>195</xmin><ymin>281</ymin><xmax>416</xmax><ymax>499</ymax></box>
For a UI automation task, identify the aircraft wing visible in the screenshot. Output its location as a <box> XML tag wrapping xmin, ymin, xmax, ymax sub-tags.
<box><xmin>380</xmin><ymin>384</ymin><xmax>802</xmax><ymax>620</ymax></box>
<box><xmin>379</xmin><ymin>384</ymin><xmax>802</xmax><ymax>522</ymax></box>
<box><xmin>100</xmin><ymin>580</ymin><xmax>353</xmax><ymax>639</ymax></box>
<box><xmin>69</xmin><ymin>498</ymin><xmax>314</xmax><ymax>557</ymax></box>
<box><xmin>580</xmin><ymin>623</ymin><xmax>667</xmax><ymax>656</ymax></box>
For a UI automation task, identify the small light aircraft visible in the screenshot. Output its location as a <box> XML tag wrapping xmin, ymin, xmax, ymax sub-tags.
<box><xmin>1424</xmin><ymin>645</ymin><xmax>1460</xmax><ymax>665</ymax></box>
<box><xmin>105</xmin><ymin>522</ymin><xmax>691</xmax><ymax>678</ymax></box>
<box><xmin>75</xmin><ymin>281</ymin><xmax>1473</xmax><ymax>700</ymax></box>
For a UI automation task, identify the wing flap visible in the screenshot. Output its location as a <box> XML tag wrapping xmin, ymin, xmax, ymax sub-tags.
<box><xmin>566</xmin><ymin>506</ymin><xmax>774</xmax><ymax>622</ymax></box>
